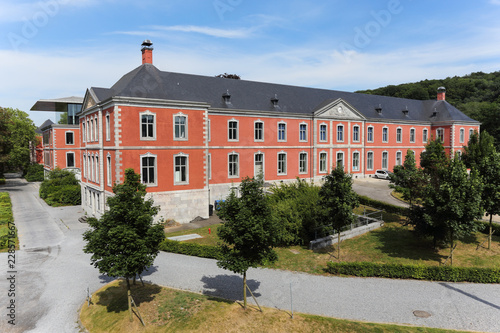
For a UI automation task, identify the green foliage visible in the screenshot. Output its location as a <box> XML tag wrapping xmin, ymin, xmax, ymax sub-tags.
<box><xmin>268</xmin><ymin>179</ymin><xmax>322</xmax><ymax>244</ymax></box>
<box><xmin>24</xmin><ymin>163</ymin><xmax>45</xmax><ymax>182</ymax></box>
<box><xmin>0</xmin><ymin>178</ymin><xmax>5</xmax><ymax>185</ymax></box>
<box><xmin>159</xmin><ymin>239</ymin><xmax>221</xmax><ymax>259</ymax></box>
<box><xmin>390</xmin><ymin>150</ymin><xmax>426</xmax><ymax>206</ymax></box>
<box><xmin>83</xmin><ymin>169</ymin><xmax>165</xmax><ymax>281</ymax></box>
<box><xmin>39</xmin><ymin>168</ymin><xmax>80</xmax><ymax>206</ymax></box>
<box><xmin>0</xmin><ymin>192</ymin><xmax>15</xmax><ymax>250</ymax></box>
<box><xmin>420</xmin><ymin>139</ymin><xmax>449</xmax><ymax>189</ymax></box>
<box><xmin>326</xmin><ymin>261</ymin><xmax>500</xmax><ymax>283</ymax></box>
<box><xmin>217</xmin><ymin>177</ymin><xmax>278</xmax><ymax>276</ymax></box>
<box><xmin>357</xmin><ymin>195</ymin><xmax>408</xmax><ymax>216</ymax></box>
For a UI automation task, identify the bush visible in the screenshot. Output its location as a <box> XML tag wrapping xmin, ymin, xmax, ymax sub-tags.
<box><xmin>159</xmin><ymin>239</ymin><xmax>221</xmax><ymax>259</ymax></box>
<box><xmin>357</xmin><ymin>195</ymin><xmax>408</xmax><ymax>216</ymax></box>
<box><xmin>326</xmin><ymin>261</ymin><xmax>500</xmax><ymax>283</ymax></box>
<box><xmin>476</xmin><ymin>220</ymin><xmax>500</xmax><ymax>236</ymax></box>
<box><xmin>0</xmin><ymin>178</ymin><xmax>5</xmax><ymax>185</ymax></box>
<box><xmin>24</xmin><ymin>163</ymin><xmax>44</xmax><ymax>182</ymax></box>
<box><xmin>39</xmin><ymin>168</ymin><xmax>81</xmax><ymax>206</ymax></box>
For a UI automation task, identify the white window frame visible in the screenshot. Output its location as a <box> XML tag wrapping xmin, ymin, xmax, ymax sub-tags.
<box><xmin>207</xmin><ymin>119</ymin><xmax>211</xmax><ymax>142</ymax></box>
<box><xmin>228</xmin><ymin>152</ymin><xmax>239</xmax><ymax>178</ymax></box>
<box><xmin>352</xmin><ymin>151</ymin><xmax>360</xmax><ymax>171</ymax></box>
<box><xmin>140</xmin><ymin>152</ymin><xmax>157</xmax><ymax>186</ymax></box>
<box><xmin>299</xmin><ymin>152</ymin><xmax>308</xmax><ymax>174</ymax></box>
<box><xmin>396</xmin><ymin>151</ymin><xmax>402</xmax><ymax>166</ymax></box>
<box><xmin>83</xmin><ymin>154</ymin><xmax>86</xmax><ymax>179</ymax></box>
<box><xmin>319</xmin><ymin>151</ymin><xmax>328</xmax><ymax>173</ymax></box>
<box><xmin>94</xmin><ymin>116</ymin><xmax>98</xmax><ymax>142</ymax></box>
<box><xmin>86</xmin><ymin>119</ymin><xmax>90</xmax><ymax>142</ymax></box>
<box><xmin>95</xmin><ymin>155</ymin><xmax>99</xmax><ymax>184</ymax></box>
<box><xmin>396</xmin><ymin>127</ymin><xmax>402</xmax><ymax>143</ymax></box>
<box><xmin>65</xmin><ymin>131</ymin><xmax>74</xmax><ymax>145</ymax></box>
<box><xmin>353</xmin><ymin>125</ymin><xmax>360</xmax><ymax>142</ymax></box>
<box><xmin>174</xmin><ymin>153</ymin><xmax>189</xmax><ymax>185</ymax></box>
<box><xmin>90</xmin><ymin>119</ymin><xmax>94</xmax><ymax>142</ymax></box>
<box><xmin>66</xmin><ymin>152</ymin><xmax>75</xmax><ymax>168</ymax></box>
<box><xmin>207</xmin><ymin>153</ymin><xmax>212</xmax><ymax>180</ymax></box>
<box><xmin>436</xmin><ymin>128</ymin><xmax>444</xmax><ymax>142</ymax></box>
<box><xmin>423</xmin><ymin>128</ymin><xmax>428</xmax><ymax>143</ymax></box>
<box><xmin>106</xmin><ymin>113</ymin><xmax>111</xmax><ymax>141</ymax></box>
<box><xmin>140</xmin><ymin>110</ymin><xmax>156</xmax><ymax>140</ymax></box>
<box><xmin>82</xmin><ymin>122</ymin><xmax>86</xmax><ymax>143</ymax></box>
<box><xmin>254</xmin><ymin>152</ymin><xmax>264</xmax><ymax>178</ymax></box>
<box><xmin>367</xmin><ymin>126</ymin><xmax>374</xmax><ymax>143</ymax></box>
<box><xmin>336</xmin><ymin>151</ymin><xmax>344</xmax><ymax>168</ymax></box>
<box><xmin>382</xmin><ymin>126</ymin><xmax>389</xmax><ymax>143</ymax></box>
<box><xmin>367</xmin><ymin>151</ymin><xmax>374</xmax><ymax>171</ymax></box>
<box><xmin>106</xmin><ymin>154</ymin><xmax>112</xmax><ymax>186</ymax></box>
<box><xmin>278</xmin><ymin>121</ymin><xmax>287</xmax><ymax>142</ymax></box>
<box><xmin>382</xmin><ymin>151</ymin><xmax>388</xmax><ymax>169</ymax></box>
<box><xmin>319</xmin><ymin>123</ymin><xmax>328</xmax><ymax>142</ymax></box>
<box><xmin>277</xmin><ymin>151</ymin><xmax>287</xmax><ymax>175</ymax></box>
<box><xmin>174</xmin><ymin>113</ymin><xmax>188</xmax><ymax>141</ymax></box>
<box><xmin>299</xmin><ymin>123</ymin><xmax>308</xmax><ymax>142</ymax></box>
<box><xmin>254</xmin><ymin>120</ymin><xmax>264</xmax><ymax>142</ymax></box>
<box><xmin>337</xmin><ymin>124</ymin><xmax>344</xmax><ymax>142</ymax></box>
<box><xmin>410</xmin><ymin>128</ymin><xmax>415</xmax><ymax>143</ymax></box>
<box><xmin>459</xmin><ymin>128</ymin><xmax>465</xmax><ymax>143</ymax></box>
<box><xmin>228</xmin><ymin>119</ymin><xmax>238</xmax><ymax>142</ymax></box>
<box><xmin>469</xmin><ymin>128</ymin><xmax>474</xmax><ymax>139</ymax></box>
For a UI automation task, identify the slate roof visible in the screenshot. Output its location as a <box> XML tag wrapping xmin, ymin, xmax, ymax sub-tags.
<box><xmin>87</xmin><ymin>64</ymin><xmax>478</xmax><ymax>124</ymax></box>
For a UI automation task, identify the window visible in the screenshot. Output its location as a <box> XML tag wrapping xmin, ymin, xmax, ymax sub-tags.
<box><xmin>352</xmin><ymin>152</ymin><xmax>360</xmax><ymax>171</ymax></box>
<box><xmin>396</xmin><ymin>128</ymin><xmax>402</xmax><ymax>143</ymax></box>
<box><xmin>83</xmin><ymin>154</ymin><xmax>86</xmax><ymax>178</ymax></box>
<box><xmin>95</xmin><ymin>156</ymin><xmax>99</xmax><ymax>184</ymax></box>
<box><xmin>254</xmin><ymin>153</ymin><xmax>264</xmax><ymax>178</ymax></box>
<box><xmin>277</xmin><ymin>152</ymin><xmax>287</xmax><ymax>175</ymax></box>
<box><xmin>254</xmin><ymin>121</ymin><xmax>264</xmax><ymax>141</ymax></box>
<box><xmin>319</xmin><ymin>152</ymin><xmax>327</xmax><ymax>173</ymax></box>
<box><xmin>88</xmin><ymin>156</ymin><xmax>91</xmax><ymax>181</ymax></box>
<box><xmin>319</xmin><ymin>124</ymin><xmax>327</xmax><ymax>142</ymax></box>
<box><xmin>91</xmin><ymin>156</ymin><xmax>95</xmax><ymax>181</ymax></box>
<box><xmin>208</xmin><ymin>154</ymin><xmax>212</xmax><ymax>180</ymax></box>
<box><xmin>141</xmin><ymin>154</ymin><xmax>156</xmax><ymax>185</ymax></box>
<box><xmin>141</xmin><ymin>113</ymin><xmax>155</xmax><ymax>139</ymax></box>
<box><xmin>82</xmin><ymin>123</ymin><xmax>86</xmax><ymax>143</ymax></box>
<box><xmin>66</xmin><ymin>131</ymin><xmax>74</xmax><ymax>145</ymax></box>
<box><xmin>106</xmin><ymin>114</ymin><xmax>110</xmax><ymax>141</ymax></box>
<box><xmin>423</xmin><ymin>128</ymin><xmax>428</xmax><ymax>143</ymax></box>
<box><xmin>460</xmin><ymin>128</ymin><xmax>465</xmax><ymax>143</ymax></box>
<box><xmin>337</xmin><ymin>125</ymin><xmax>344</xmax><ymax>142</ymax></box>
<box><xmin>367</xmin><ymin>126</ymin><xmax>374</xmax><ymax>142</ymax></box>
<box><xmin>469</xmin><ymin>128</ymin><xmax>474</xmax><ymax>139</ymax></box>
<box><xmin>94</xmin><ymin>117</ymin><xmax>98</xmax><ymax>142</ymax></box>
<box><xmin>367</xmin><ymin>151</ymin><xmax>374</xmax><ymax>170</ymax></box>
<box><xmin>107</xmin><ymin>155</ymin><xmax>112</xmax><ymax>186</ymax></box>
<box><xmin>174</xmin><ymin>155</ymin><xmax>188</xmax><ymax>184</ymax></box>
<box><xmin>90</xmin><ymin>119</ymin><xmax>94</xmax><ymax>142</ymax></box>
<box><xmin>299</xmin><ymin>152</ymin><xmax>308</xmax><ymax>173</ymax></box>
<box><xmin>396</xmin><ymin>151</ymin><xmax>402</xmax><ymax>166</ymax></box>
<box><xmin>66</xmin><ymin>152</ymin><xmax>75</xmax><ymax>168</ymax></box>
<box><xmin>436</xmin><ymin>128</ymin><xmax>444</xmax><ymax>142</ymax></box>
<box><xmin>336</xmin><ymin>152</ymin><xmax>344</xmax><ymax>168</ymax></box>
<box><xmin>174</xmin><ymin>115</ymin><xmax>187</xmax><ymax>140</ymax></box>
<box><xmin>353</xmin><ymin>125</ymin><xmax>360</xmax><ymax>142</ymax></box>
<box><xmin>410</xmin><ymin>128</ymin><xmax>415</xmax><ymax>143</ymax></box>
<box><xmin>228</xmin><ymin>120</ymin><xmax>238</xmax><ymax>141</ymax></box>
<box><xmin>299</xmin><ymin>123</ymin><xmax>307</xmax><ymax>142</ymax></box>
<box><xmin>207</xmin><ymin>119</ymin><xmax>211</xmax><ymax>142</ymax></box>
<box><xmin>278</xmin><ymin>122</ymin><xmax>286</xmax><ymax>141</ymax></box>
<box><xmin>382</xmin><ymin>152</ymin><xmax>388</xmax><ymax>169</ymax></box>
<box><xmin>382</xmin><ymin>127</ymin><xmax>388</xmax><ymax>142</ymax></box>
<box><xmin>86</xmin><ymin>119</ymin><xmax>90</xmax><ymax>142</ymax></box>
<box><xmin>228</xmin><ymin>153</ymin><xmax>239</xmax><ymax>178</ymax></box>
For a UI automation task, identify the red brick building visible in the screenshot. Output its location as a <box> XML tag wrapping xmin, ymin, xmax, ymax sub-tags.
<box><xmin>77</xmin><ymin>41</ymin><xmax>479</xmax><ymax>222</ymax></box>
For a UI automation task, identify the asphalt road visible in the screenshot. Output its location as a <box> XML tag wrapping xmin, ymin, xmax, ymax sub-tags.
<box><xmin>352</xmin><ymin>177</ymin><xmax>408</xmax><ymax>207</ymax></box>
<box><xmin>1</xmin><ymin>177</ymin><xmax>499</xmax><ymax>333</ymax></box>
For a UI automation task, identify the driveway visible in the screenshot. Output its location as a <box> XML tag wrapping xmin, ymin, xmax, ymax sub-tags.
<box><xmin>353</xmin><ymin>177</ymin><xmax>408</xmax><ymax>207</ymax></box>
<box><xmin>1</xmin><ymin>176</ymin><xmax>499</xmax><ymax>333</ymax></box>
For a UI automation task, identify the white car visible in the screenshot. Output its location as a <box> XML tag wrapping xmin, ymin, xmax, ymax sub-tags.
<box><xmin>374</xmin><ymin>169</ymin><xmax>392</xmax><ymax>179</ymax></box>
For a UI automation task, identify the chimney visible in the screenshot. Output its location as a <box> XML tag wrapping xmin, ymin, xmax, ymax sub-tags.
<box><xmin>141</xmin><ymin>40</ymin><xmax>153</xmax><ymax>65</ymax></box>
<box><xmin>437</xmin><ymin>86</ymin><xmax>446</xmax><ymax>101</ymax></box>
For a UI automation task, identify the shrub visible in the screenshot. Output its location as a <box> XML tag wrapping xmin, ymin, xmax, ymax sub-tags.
<box><xmin>326</xmin><ymin>261</ymin><xmax>500</xmax><ymax>283</ymax></box>
<box><xmin>39</xmin><ymin>168</ymin><xmax>81</xmax><ymax>206</ymax></box>
<box><xmin>24</xmin><ymin>163</ymin><xmax>44</xmax><ymax>182</ymax></box>
<box><xmin>159</xmin><ymin>239</ymin><xmax>221</xmax><ymax>259</ymax></box>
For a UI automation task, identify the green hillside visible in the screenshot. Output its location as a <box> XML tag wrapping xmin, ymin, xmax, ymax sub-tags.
<box><xmin>356</xmin><ymin>71</ymin><xmax>500</xmax><ymax>144</ymax></box>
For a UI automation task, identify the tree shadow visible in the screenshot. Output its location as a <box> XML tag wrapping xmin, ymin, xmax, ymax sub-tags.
<box><xmin>96</xmin><ymin>279</ymin><xmax>162</xmax><ymax>313</ymax></box>
<box><xmin>373</xmin><ymin>225</ymin><xmax>446</xmax><ymax>263</ymax></box>
<box><xmin>200</xmin><ymin>274</ymin><xmax>261</xmax><ymax>301</ymax></box>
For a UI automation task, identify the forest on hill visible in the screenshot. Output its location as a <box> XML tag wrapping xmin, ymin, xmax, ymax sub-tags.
<box><xmin>356</xmin><ymin>71</ymin><xmax>500</xmax><ymax>145</ymax></box>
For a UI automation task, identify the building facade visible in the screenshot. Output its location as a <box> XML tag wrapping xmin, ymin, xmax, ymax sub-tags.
<box><xmin>77</xmin><ymin>41</ymin><xmax>480</xmax><ymax>223</ymax></box>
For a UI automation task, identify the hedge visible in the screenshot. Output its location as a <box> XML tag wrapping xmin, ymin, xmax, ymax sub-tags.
<box><xmin>159</xmin><ymin>239</ymin><xmax>221</xmax><ymax>259</ymax></box>
<box><xmin>24</xmin><ymin>164</ymin><xmax>44</xmax><ymax>182</ymax></box>
<box><xmin>357</xmin><ymin>195</ymin><xmax>409</xmax><ymax>216</ymax></box>
<box><xmin>326</xmin><ymin>261</ymin><xmax>500</xmax><ymax>283</ymax></box>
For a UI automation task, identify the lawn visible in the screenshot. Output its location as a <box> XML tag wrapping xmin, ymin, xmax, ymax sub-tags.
<box><xmin>80</xmin><ymin>280</ymin><xmax>469</xmax><ymax>333</ymax></box>
<box><xmin>0</xmin><ymin>192</ymin><xmax>17</xmax><ymax>252</ymax></box>
<box><xmin>164</xmin><ymin>206</ymin><xmax>500</xmax><ymax>274</ymax></box>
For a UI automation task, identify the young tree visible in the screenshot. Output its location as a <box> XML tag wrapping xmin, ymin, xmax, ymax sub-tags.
<box><xmin>422</xmin><ymin>155</ymin><xmax>483</xmax><ymax>265</ymax></box>
<box><xmin>420</xmin><ymin>138</ymin><xmax>449</xmax><ymax>189</ymax></box>
<box><xmin>83</xmin><ymin>169</ymin><xmax>165</xmax><ymax>318</ymax></box>
<box><xmin>217</xmin><ymin>176</ymin><xmax>278</xmax><ymax>309</ymax></box>
<box><xmin>463</xmin><ymin>131</ymin><xmax>500</xmax><ymax>249</ymax></box>
<box><xmin>318</xmin><ymin>165</ymin><xmax>359</xmax><ymax>259</ymax></box>
<box><xmin>390</xmin><ymin>150</ymin><xmax>426</xmax><ymax>207</ymax></box>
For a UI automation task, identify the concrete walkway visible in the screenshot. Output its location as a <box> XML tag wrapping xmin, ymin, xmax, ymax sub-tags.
<box><xmin>0</xmin><ymin>176</ymin><xmax>499</xmax><ymax>333</ymax></box>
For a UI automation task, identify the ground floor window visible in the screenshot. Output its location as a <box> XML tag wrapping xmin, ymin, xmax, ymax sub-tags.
<box><xmin>141</xmin><ymin>155</ymin><xmax>156</xmax><ymax>185</ymax></box>
<box><xmin>352</xmin><ymin>152</ymin><xmax>359</xmax><ymax>171</ymax></box>
<box><xmin>278</xmin><ymin>152</ymin><xmax>287</xmax><ymax>175</ymax></box>
<box><xmin>299</xmin><ymin>152</ymin><xmax>307</xmax><ymax>173</ymax></box>
<box><xmin>174</xmin><ymin>155</ymin><xmax>188</xmax><ymax>184</ymax></box>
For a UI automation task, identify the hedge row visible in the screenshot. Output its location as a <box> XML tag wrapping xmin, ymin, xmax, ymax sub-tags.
<box><xmin>357</xmin><ymin>195</ymin><xmax>408</xmax><ymax>216</ymax></box>
<box><xmin>159</xmin><ymin>239</ymin><xmax>221</xmax><ymax>259</ymax></box>
<box><xmin>326</xmin><ymin>261</ymin><xmax>500</xmax><ymax>283</ymax></box>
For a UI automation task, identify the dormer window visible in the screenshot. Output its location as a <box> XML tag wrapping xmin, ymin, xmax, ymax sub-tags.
<box><xmin>375</xmin><ymin>105</ymin><xmax>382</xmax><ymax>114</ymax></box>
<box><xmin>222</xmin><ymin>91</ymin><xmax>231</xmax><ymax>104</ymax></box>
<box><xmin>271</xmin><ymin>94</ymin><xmax>279</xmax><ymax>107</ymax></box>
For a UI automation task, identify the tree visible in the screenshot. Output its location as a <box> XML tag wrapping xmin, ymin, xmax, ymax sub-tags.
<box><xmin>0</xmin><ymin>107</ymin><xmax>37</xmax><ymax>175</ymax></box>
<box><xmin>83</xmin><ymin>169</ymin><xmax>165</xmax><ymax>319</ymax></box>
<box><xmin>390</xmin><ymin>150</ymin><xmax>426</xmax><ymax>207</ymax></box>
<box><xmin>420</xmin><ymin>139</ymin><xmax>449</xmax><ymax>189</ymax></box>
<box><xmin>217</xmin><ymin>176</ymin><xmax>278</xmax><ymax>309</ymax></box>
<box><xmin>463</xmin><ymin>131</ymin><xmax>500</xmax><ymax>249</ymax></box>
<box><xmin>318</xmin><ymin>165</ymin><xmax>359</xmax><ymax>259</ymax></box>
<box><xmin>421</xmin><ymin>155</ymin><xmax>483</xmax><ymax>264</ymax></box>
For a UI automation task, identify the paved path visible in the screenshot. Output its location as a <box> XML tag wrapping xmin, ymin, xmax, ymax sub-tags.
<box><xmin>352</xmin><ymin>177</ymin><xmax>408</xmax><ymax>207</ymax></box>
<box><xmin>1</xmin><ymin>176</ymin><xmax>499</xmax><ymax>333</ymax></box>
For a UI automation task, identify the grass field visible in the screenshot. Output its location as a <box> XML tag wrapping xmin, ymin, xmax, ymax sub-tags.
<box><xmin>164</xmin><ymin>206</ymin><xmax>500</xmax><ymax>275</ymax></box>
<box><xmin>80</xmin><ymin>280</ymin><xmax>469</xmax><ymax>333</ymax></box>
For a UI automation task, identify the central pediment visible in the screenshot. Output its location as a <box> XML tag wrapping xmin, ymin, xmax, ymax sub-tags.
<box><xmin>314</xmin><ymin>98</ymin><xmax>365</xmax><ymax>120</ymax></box>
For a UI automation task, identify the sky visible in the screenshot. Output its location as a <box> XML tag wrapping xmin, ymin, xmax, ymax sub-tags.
<box><xmin>1</xmin><ymin>0</ymin><xmax>500</xmax><ymax>127</ymax></box>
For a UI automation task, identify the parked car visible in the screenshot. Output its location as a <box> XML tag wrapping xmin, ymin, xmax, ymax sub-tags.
<box><xmin>374</xmin><ymin>169</ymin><xmax>392</xmax><ymax>179</ymax></box>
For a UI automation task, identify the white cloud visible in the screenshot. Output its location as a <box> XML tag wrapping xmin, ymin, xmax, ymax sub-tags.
<box><xmin>150</xmin><ymin>25</ymin><xmax>256</xmax><ymax>39</ymax></box>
